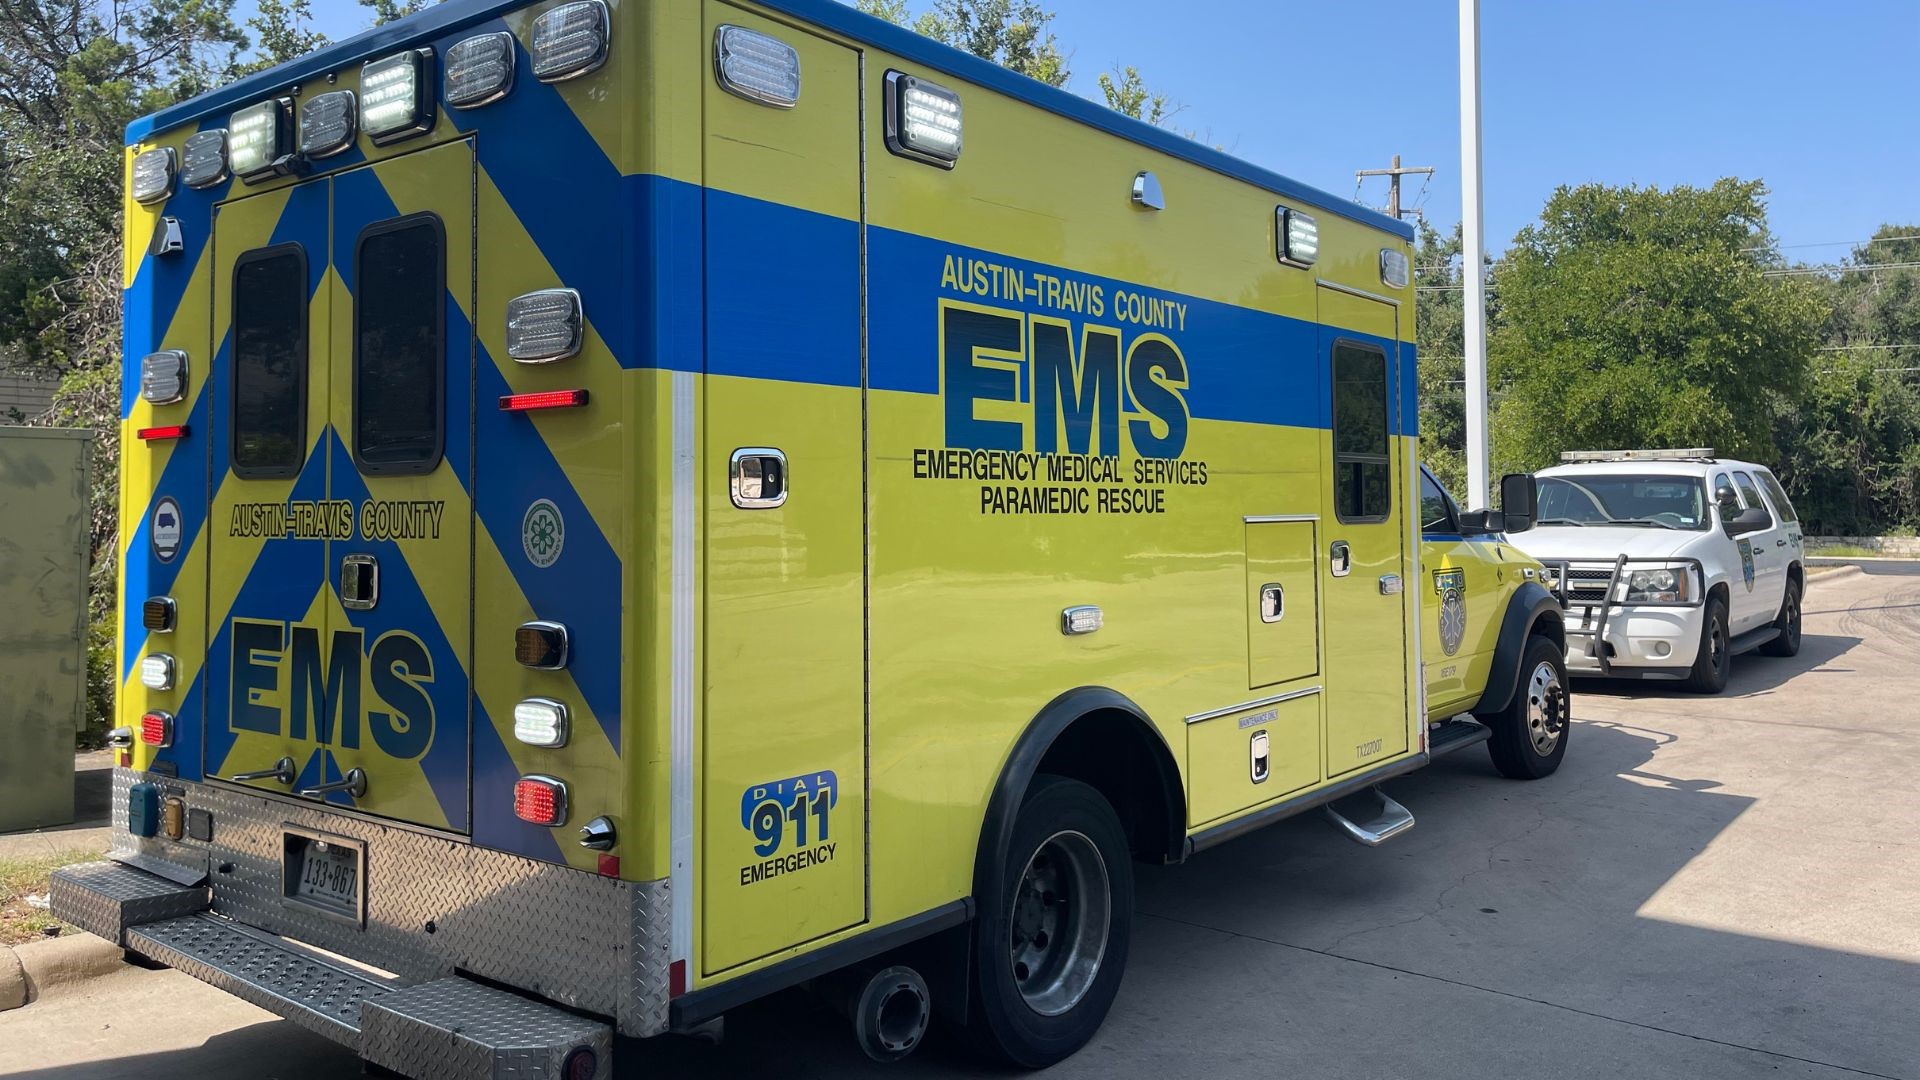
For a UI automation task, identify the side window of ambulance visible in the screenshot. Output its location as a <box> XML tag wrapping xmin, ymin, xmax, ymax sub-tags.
<box><xmin>1332</xmin><ymin>342</ymin><xmax>1391</xmax><ymax>522</ymax></box>
<box><xmin>1419</xmin><ymin>471</ymin><xmax>1455</xmax><ymax>534</ymax></box>
<box><xmin>231</xmin><ymin>244</ymin><xmax>309</xmax><ymax>479</ymax></box>
<box><xmin>354</xmin><ymin>213</ymin><xmax>445</xmax><ymax>475</ymax></box>
<box><xmin>1757</xmin><ymin>470</ymin><xmax>1799</xmax><ymax>523</ymax></box>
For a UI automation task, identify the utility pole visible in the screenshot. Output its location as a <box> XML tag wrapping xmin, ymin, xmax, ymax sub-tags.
<box><xmin>1356</xmin><ymin>154</ymin><xmax>1435</xmax><ymax>220</ymax></box>
<box><xmin>1459</xmin><ymin>0</ymin><xmax>1491</xmax><ymax>508</ymax></box>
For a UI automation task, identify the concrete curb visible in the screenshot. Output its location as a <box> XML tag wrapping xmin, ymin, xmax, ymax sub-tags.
<box><xmin>1807</xmin><ymin>563</ymin><xmax>1864</xmax><ymax>581</ymax></box>
<box><xmin>0</xmin><ymin>933</ymin><xmax>126</xmax><ymax>1011</ymax></box>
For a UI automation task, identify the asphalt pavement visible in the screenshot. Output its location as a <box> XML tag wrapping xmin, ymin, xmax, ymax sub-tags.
<box><xmin>4</xmin><ymin>563</ymin><xmax>1916</xmax><ymax>1080</ymax></box>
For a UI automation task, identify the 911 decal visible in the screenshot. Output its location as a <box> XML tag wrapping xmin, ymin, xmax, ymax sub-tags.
<box><xmin>737</xmin><ymin>771</ymin><xmax>839</xmax><ymax>887</ymax></box>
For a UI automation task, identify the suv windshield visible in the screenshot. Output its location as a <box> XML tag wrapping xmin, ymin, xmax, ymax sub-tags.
<box><xmin>1537</xmin><ymin>474</ymin><xmax>1709</xmax><ymax>531</ymax></box>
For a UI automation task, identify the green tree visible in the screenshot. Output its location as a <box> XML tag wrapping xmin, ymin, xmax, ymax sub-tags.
<box><xmin>1487</xmin><ymin>179</ymin><xmax>1827</xmax><ymax>472</ymax></box>
<box><xmin>1097</xmin><ymin>65</ymin><xmax>1172</xmax><ymax>125</ymax></box>
<box><xmin>857</xmin><ymin>0</ymin><xmax>1069</xmax><ymax>87</ymax></box>
<box><xmin>1774</xmin><ymin>226</ymin><xmax>1920</xmax><ymax>532</ymax></box>
<box><xmin>361</xmin><ymin>0</ymin><xmax>434</xmax><ymax>26</ymax></box>
<box><xmin>1414</xmin><ymin>220</ymin><xmax>1467</xmax><ymax>493</ymax></box>
<box><xmin>243</xmin><ymin>0</ymin><xmax>329</xmax><ymax>72</ymax></box>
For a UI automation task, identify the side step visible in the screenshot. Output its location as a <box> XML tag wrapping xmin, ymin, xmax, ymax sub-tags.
<box><xmin>1729</xmin><ymin>625</ymin><xmax>1780</xmax><ymax>656</ymax></box>
<box><xmin>1427</xmin><ymin>715</ymin><xmax>1492</xmax><ymax>758</ymax></box>
<box><xmin>54</xmin><ymin>865</ymin><xmax>611</xmax><ymax>1079</ymax></box>
<box><xmin>1324</xmin><ymin>787</ymin><xmax>1416</xmax><ymax>847</ymax></box>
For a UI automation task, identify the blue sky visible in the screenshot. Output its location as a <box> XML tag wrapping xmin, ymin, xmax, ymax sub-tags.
<box><xmin>305</xmin><ymin>0</ymin><xmax>1915</xmax><ymax>259</ymax></box>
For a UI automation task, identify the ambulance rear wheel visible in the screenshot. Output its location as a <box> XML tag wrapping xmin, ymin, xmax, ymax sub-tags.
<box><xmin>969</xmin><ymin>775</ymin><xmax>1132</xmax><ymax>1069</ymax></box>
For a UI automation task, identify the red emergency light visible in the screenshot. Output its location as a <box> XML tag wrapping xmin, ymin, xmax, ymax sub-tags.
<box><xmin>513</xmin><ymin>775</ymin><xmax>568</xmax><ymax>826</ymax></box>
<box><xmin>137</xmin><ymin>424</ymin><xmax>189</xmax><ymax>442</ymax></box>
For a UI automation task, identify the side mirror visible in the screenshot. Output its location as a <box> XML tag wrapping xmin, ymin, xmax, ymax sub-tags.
<box><xmin>1725</xmin><ymin>506</ymin><xmax>1771</xmax><ymax>537</ymax></box>
<box><xmin>1500</xmin><ymin>473</ymin><xmax>1538</xmax><ymax>534</ymax></box>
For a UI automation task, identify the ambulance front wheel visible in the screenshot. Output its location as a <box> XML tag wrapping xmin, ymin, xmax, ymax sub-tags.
<box><xmin>968</xmin><ymin>774</ymin><xmax>1134</xmax><ymax>1069</ymax></box>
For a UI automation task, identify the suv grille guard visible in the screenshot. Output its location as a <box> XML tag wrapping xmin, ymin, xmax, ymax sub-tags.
<box><xmin>1538</xmin><ymin>555</ymin><xmax>1706</xmax><ymax>676</ymax></box>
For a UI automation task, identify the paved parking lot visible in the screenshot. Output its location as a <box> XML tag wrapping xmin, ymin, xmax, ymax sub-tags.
<box><xmin>5</xmin><ymin>564</ymin><xmax>1916</xmax><ymax>1080</ymax></box>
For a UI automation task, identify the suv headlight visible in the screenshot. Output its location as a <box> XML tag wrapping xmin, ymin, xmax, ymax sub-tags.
<box><xmin>1625</xmin><ymin>567</ymin><xmax>1689</xmax><ymax>603</ymax></box>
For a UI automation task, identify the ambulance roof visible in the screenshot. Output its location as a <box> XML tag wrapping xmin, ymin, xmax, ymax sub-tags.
<box><xmin>126</xmin><ymin>0</ymin><xmax>1413</xmax><ymax>241</ymax></box>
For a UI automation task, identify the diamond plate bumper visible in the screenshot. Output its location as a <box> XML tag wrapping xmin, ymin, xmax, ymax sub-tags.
<box><xmin>362</xmin><ymin>979</ymin><xmax>612</xmax><ymax>1080</ymax></box>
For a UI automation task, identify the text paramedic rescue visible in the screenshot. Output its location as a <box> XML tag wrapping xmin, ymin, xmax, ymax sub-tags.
<box><xmin>913</xmin><ymin>449</ymin><xmax>1208</xmax><ymax>515</ymax></box>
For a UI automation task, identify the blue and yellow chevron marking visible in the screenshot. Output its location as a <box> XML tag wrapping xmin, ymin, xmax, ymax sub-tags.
<box><xmin>121</xmin><ymin>0</ymin><xmax>1424</xmax><ymax>990</ymax></box>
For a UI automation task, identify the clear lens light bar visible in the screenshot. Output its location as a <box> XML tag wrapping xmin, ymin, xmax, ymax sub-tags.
<box><xmin>714</xmin><ymin>25</ymin><xmax>801</xmax><ymax>108</ymax></box>
<box><xmin>230</xmin><ymin>99</ymin><xmax>291</xmax><ymax>181</ymax></box>
<box><xmin>513</xmin><ymin>698</ymin><xmax>571</xmax><ymax>748</ymax></box>
<box><xmin>361</xmin><ymin>50</ymin><xmax>435</xmax><ymax>144</ymax></box>
<box><xmin>885</xmin><ymin>71</ymin><xmax>963</xmax><ymax>167</ymax></box>
<box><xmin>140</xmin><ymin>350</ymin><xmax>188</xmax><ymax>405</ymax></box>
<box><xmin>181</xmin><ymin>129</ymin><xmax>229</xmax><ymax>189</ymax></box>
<box><xmin>140</xmin><ymin>655</ymin><xmax>176</xmax><ymax>691</ymax></box>
<box><xmin>506</xmin><ymin>288</ymin><xmax>584</xmax><ymax>362</ymax></box>
<box><xmin>531</xmin><ymin>0</ymin><xmax>610</xmax><ymax>83</ymax></box>
<box><xmin>299</xmin><ymin>90</ymin><xmax>357</xmax><ymax>158</ymax></box>
<box><xmin>446</xmin><ymin>31</ymin><xmax>515</xmax><ymax>108</ymax></box>
<box><xmin>131</xmin><ymin>147</ymin><xmax>176</xmax><ymax>203</ymax></box>
<box><xmin>1279</xmin><ymin>207</ymin><xmax>1319</xmax><ymax>266</ymax></box>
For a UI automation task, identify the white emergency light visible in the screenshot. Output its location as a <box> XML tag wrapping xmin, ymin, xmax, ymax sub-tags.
<box><xmin>361</xmin><ymin>50</ymin><xmax>435</xmax><ymax>145</ymax></box>
<box><xmin>1380</xmin><ymin>247</ymin><xmax>1410</xmax><ymax>289</ymax></box>
<box><xmin>131</xmin><ymin>147</ymin><xmax>176</xmax><ymax>204</ymax></box>
<box><xmin>140</xmin><ymin>654</ymin><xmax>176</xmax><ymax>692</ymax></box>
<box><xmin>884</xmin><ymin>71</ymin><xmax>962</xmax><ymax>168</ymax></box>
<box><xmin>230</xmin><ymin>98</ymin><xmax>293</xmax><ymax>182</ymax></box>
<box><xmin>506</xmin><ymin>289</ymin><xmax>584</xmax><ymax>363</ymax></box>
<box><xmin>714</xmin><ymin>25</ymin><xmax>801</xmax><ymax>108</ymax></box>
<box><xmin>140</xmin><ymin>350</ymin><xmax>189</xmax><ymax>405</ymax></box>
<box><xmin>513</xmin><ymin>698</ymin><xmax>571</xmax><ymax>748</ymax></box>
<box><xmin>1278</xmin><ymin>207</ymin><xmax>1318</xmax><ymax>266</ymax></box>
<box><xmin>181</xmin><ymin>129</ymin><xmax>229</xmax><ymax>189</ymax></box>
<box><xmin>299</xmin><ymin>90</ymin><xmax>357</xmax><ymax>158</ymax></box>
<box><xmin>446</xmin><ymin>31</ymin><xmax>515</xmax><ymax>108</ymax></box>
<box><xmin>531</xmin><ymin>1</ymin><xmax>610</xmax><ymax>83</ymax></box>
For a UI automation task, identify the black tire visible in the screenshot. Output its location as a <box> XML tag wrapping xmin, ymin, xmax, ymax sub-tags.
<box><xmin>1481</xmin><ymin>635</ymin><xmax>1570</xmax><ymax>780</ymax></box>
<box><xmin>967</xmin><ymin>775</ymin><xmax>1133</xmax><ymax>1069</ymax></box>
<box><xmin>1759</xmin><ymin>577</ymin><xmax>1802</xmax><ymax>657</ymax></box>
<box><xmin>1684</xmin><ymin>594</ymin><xmax>1731</xmax><ymax>693</ymax></box>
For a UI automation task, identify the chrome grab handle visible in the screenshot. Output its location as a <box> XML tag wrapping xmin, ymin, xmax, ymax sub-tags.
<box><xmin>299</xmin><ymin>768</ymin><xmax>368</xmax><ymax>799</ymax></box>
<box><xmin>230</xmin><ymin>756</ymin><xmax>296</xmax><ymax>785</ymax></box>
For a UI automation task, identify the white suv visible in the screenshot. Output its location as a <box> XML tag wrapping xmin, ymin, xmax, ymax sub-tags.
<box><xmin>1508</xmin><ymin>450</ymin><xmax>1805</xmax><ymax>693</ymax></box>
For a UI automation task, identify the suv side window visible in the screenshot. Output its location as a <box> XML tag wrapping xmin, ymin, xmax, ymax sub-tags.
<box><xmin>1712</xmin><ymin>471</ymin><xmax>1740</xmax><ymax>520</ymax></box>
<box><xmin>1420</xmin><ymin>470</ymin><xmax>1457</xmax><ymax>534</ymax></box>
<box><xmin>1734</xmin><ymin>471</ymin><xmax>1768</xmax><ymax>518</ymax></box>
<box><xmin>1757</xmin><ymin>470</ymin><xmax>1799</xmax><ymax>523</ymax></box>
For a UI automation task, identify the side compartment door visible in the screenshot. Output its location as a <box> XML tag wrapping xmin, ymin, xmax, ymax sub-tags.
<box><xmin>205</xmin><ymin>182</ymin><xmax>334</xmax><ymax>790</ymax></box>
<box><xmin>1318</xmin><ymin>288</ymin><xmax>1410</xmax><ymax>775</ymax></box>
<box><xmin>698</xmin><ymin>8</ymin><xmax>866</xmax><ymax>976</ymax></box>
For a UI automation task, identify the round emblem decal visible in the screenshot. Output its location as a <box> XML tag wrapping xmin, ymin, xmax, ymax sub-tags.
<box><xmin>151</xmin><ymin>496</ymin><xmax>183</xmax><ymax>564</ymax></box>
<box><xmin>1439</xmin><ymin>590</ymin><xmax>1467</xmax><ymax>656</ymax></box>
<box><xmin>522</xmin><ymin>499</ymin><xmax>565</xmax><ymax>569</ymax></box>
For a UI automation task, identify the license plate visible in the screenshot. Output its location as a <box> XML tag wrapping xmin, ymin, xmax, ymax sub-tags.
<box><xmin>283</xmin><ymin>829</ymin><xmax>364</xmax><ymax>923</ymax></box>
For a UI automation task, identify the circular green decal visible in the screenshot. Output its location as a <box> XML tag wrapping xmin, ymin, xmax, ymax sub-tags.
<box><xmin>522</xmin><ymin>499</ymin><xmax>565</xmax><ymax>569</ymax></box>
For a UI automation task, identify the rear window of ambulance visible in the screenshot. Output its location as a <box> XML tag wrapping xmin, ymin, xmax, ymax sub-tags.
<box><xmin>353</xmin><ymin>213</ymin><xmax>445</xmax><ymax>475</ymax></box>
<box><xmin>231</xmin><ymin>244</ymin><xmax>309</xmax><ymax>479</ymax></box>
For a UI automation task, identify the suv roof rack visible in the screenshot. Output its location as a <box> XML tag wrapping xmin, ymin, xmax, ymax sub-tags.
<box><xmin>1558</xmin><ymin>448</ymin><xmax>1717</xmax><ymax>464</ymax></box>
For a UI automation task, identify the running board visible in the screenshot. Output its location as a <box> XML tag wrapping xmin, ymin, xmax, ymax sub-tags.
<box><xmin>1323</xmin><ymin>787</ymin><xmax>1416</xmax><ymax>847</ymax></box>
<box><xmin>1729</xmin><ymin>625</ymin><xmax>1780</xmax><ymax>656</ymax></box>
<box><xmin>1427</xmin><ymin>715</ymin><xmax>1492</xmax><ymax>758</ymax></box>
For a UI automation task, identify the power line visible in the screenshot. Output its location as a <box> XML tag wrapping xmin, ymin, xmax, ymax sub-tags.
<box><xmin>1355</xmin><ymin>154</ymin><xmax>1436</xmax><ymax>219</ymax></box>
<box><xmin>1745</xmin><ymin>233</ymin><xmax>1920</xmax><ymax>253</ymax></box>
<box><xmin>1762</xmin><ymin>260</ymin><xmax>1920</xmax><ymax>277</ymax></box>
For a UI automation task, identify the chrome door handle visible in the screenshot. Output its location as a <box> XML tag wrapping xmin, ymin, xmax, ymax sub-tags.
<box><xmin>1329</xmin><ymin>541</ymin><xmax>1352</xmax><ymax>578</ymax></box>
<box><xmin>341</xmin><ymin>554</ymin><xmax>378</xmax><ymax>610</ymax></box>
<box><xmin>730</xmin><ymin>448</ymin><xmax>788</xmax><ymax>509</ymax></box>
<box><xmin>230</xmin><ymin>756</ymin><xmax>296</xmax><ymax>785</ymax></box>
<box><xmin>299</xmin><ymin>768</ymin><xmax>367</xmax><ymax>799</ymax></box>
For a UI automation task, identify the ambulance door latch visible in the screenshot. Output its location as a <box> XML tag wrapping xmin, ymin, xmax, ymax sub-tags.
<box><xmin>731</xmin><ymin>448</ymin><xmax>788</xmax><ymax>509</ymax></box>
<box><xmin>1330</xmin><ymin>541</ymin><xmax>1352</xmax><ymax>578</ymax></box>
<box><xmin>341</xmin><ymin>554</ymin><xmax>378</xmax><ymax>610</ymax></box>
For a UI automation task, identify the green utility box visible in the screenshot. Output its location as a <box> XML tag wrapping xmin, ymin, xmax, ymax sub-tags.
<box><xmin>0</xmin><ymin>426</ymin><xmax>93</xmax><ymax>832</ymax></box>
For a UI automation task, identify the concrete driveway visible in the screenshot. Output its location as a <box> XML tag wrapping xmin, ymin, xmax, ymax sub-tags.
<box><xmin>4</xmin><ymin>564</ymin><xmax>1916</xmax><ymax>1080</ymax></box>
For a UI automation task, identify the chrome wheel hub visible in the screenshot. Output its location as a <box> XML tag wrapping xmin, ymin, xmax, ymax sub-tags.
<box><xmin>1008</xmin><ymin>830</ymin><xmax>1110</xmax><ymax>1017</ymax></box>
<box><xmin>1524</xmin><ymin>660</ymin><xmax>1567</xmax><ymax>756</ymax></box>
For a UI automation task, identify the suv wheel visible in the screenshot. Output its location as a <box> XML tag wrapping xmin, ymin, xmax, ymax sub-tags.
<box><xmin>1759</xmin><ymin>578</ymin><xmax>1802</xmax><ymax>657</ymax></box>
<box><xmin>1483</xmin><ymin>635</ymin><xmax>1569</xmax><ymax>780</ymax></box>
<box><xmin>1684</xmin><ymin>595</ymin><xmax>1731</xmax><ymax>693</ymax></box>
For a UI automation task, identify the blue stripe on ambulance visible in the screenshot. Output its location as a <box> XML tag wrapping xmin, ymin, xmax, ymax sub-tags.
<box><xmin>120</xmin><ymin>376</ymin><xmax>212</xmax><ymax>687</ymax></box>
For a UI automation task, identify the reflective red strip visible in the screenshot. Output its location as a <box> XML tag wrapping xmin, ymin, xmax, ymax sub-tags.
<box><xmin>499</xmin><ymin>389</ymin><xmax>588</xmax><ymax>412</ymax></box>
<box><xmin>137</xmin><ymin>424</ymin><xmax>189</xmax><ymax>441</ymax></box>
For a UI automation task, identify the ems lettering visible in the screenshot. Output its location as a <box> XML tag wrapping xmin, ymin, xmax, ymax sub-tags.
<box><xmin>940</xmin><ymin>300</ymin><xmax>1190</xmax><ymax>459</ymax></box>
<box><xmin>229</xmin><ymin>619</ymin><xmax>436</xmax><ymax>760</ymax></box>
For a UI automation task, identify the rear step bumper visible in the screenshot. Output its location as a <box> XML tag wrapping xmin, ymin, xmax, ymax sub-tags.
<box><xmin>51</xmin><ymin>861</ymin><xmax>612</xmax><ymax>1080</ymax></box>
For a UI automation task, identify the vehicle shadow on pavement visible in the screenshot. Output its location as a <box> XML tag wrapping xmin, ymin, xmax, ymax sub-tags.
<box><xmin>1578</xmin><ymin>630</ymin><xmax>1861</xmax><ymax>699</ymax></box>
<box><xmin>8</xmin><ymin>723</ymin><xmax>1915</xmax><ymax>1080</ymax></box>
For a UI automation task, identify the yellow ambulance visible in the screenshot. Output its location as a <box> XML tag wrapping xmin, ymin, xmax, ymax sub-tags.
<box><xmin>56</xmin><ymin>1</ymin><xmax>1568</xmax><ymax>1074</ymax></box>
